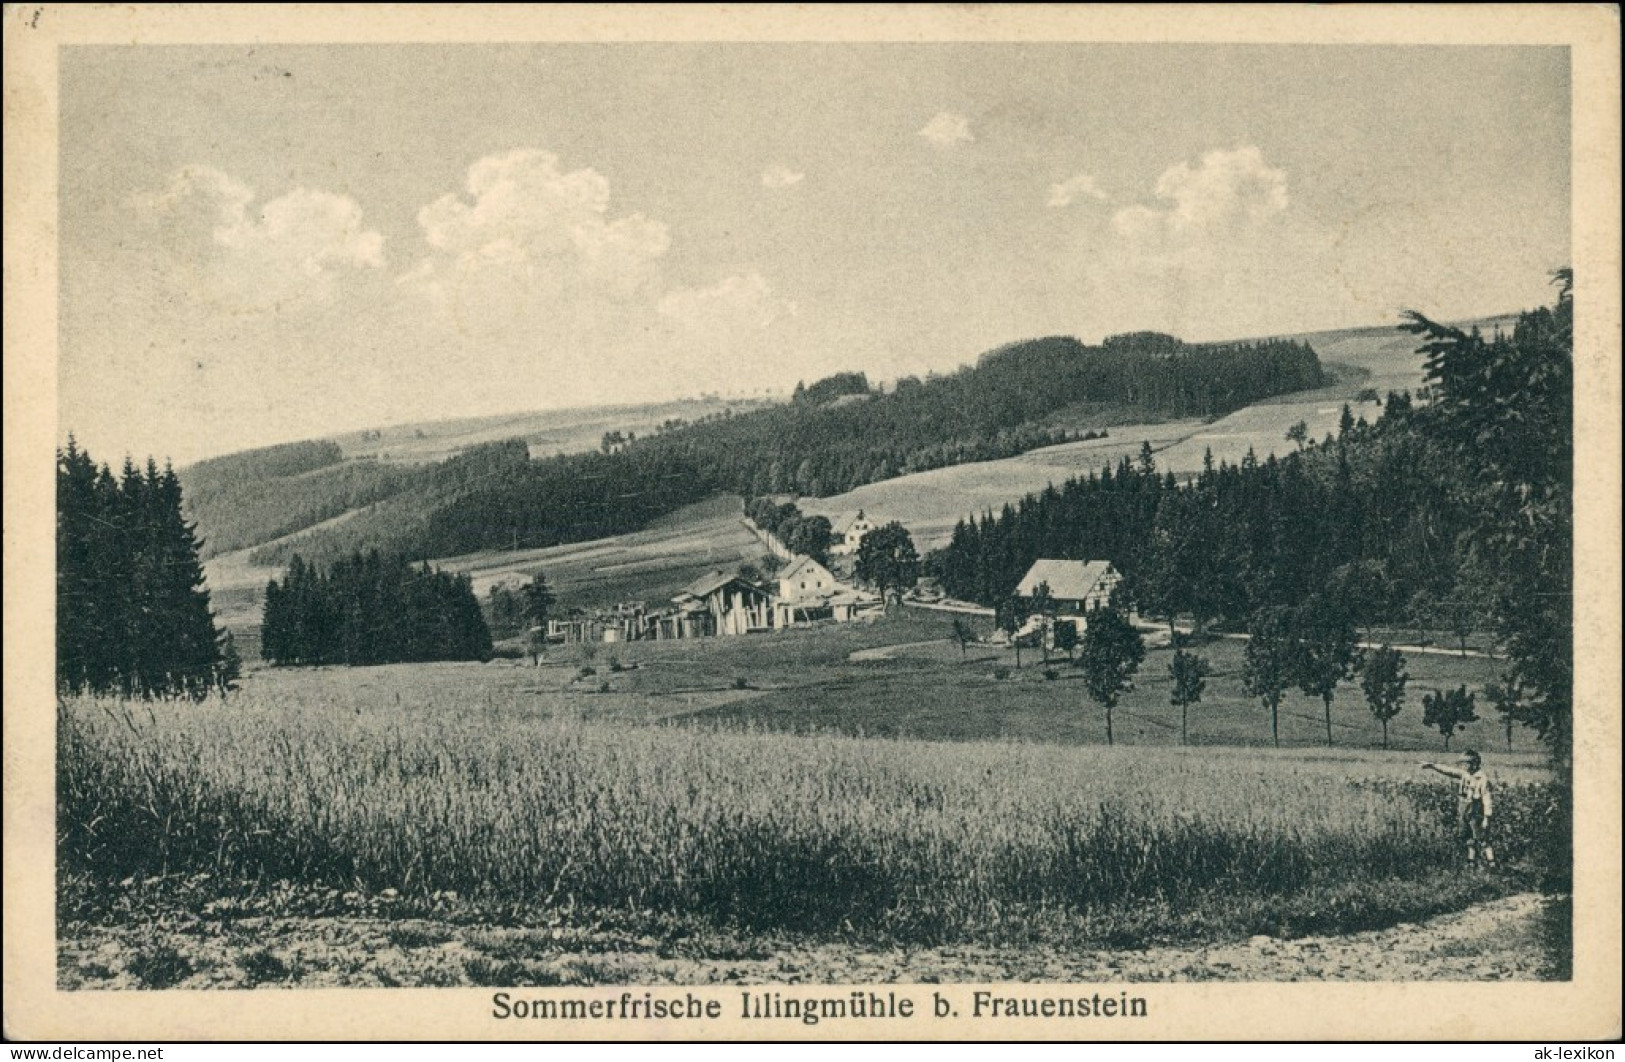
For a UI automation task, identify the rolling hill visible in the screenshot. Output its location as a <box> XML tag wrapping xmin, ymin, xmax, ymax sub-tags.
<box><xmin>196</xmin><ymin>313</ymin><xmax>1509</xmax><ymax>638</ymax></box>
<box><xmin>186</xmin><ymin>329</ymin><xmax>1327</xmax><ymax>566</ymax></box>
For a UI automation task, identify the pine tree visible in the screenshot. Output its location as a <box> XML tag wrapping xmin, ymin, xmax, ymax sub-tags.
<box><xmin>56</xmin><ymin>440</ymin><xmax>233</xmax><ymax>698</ymax></box>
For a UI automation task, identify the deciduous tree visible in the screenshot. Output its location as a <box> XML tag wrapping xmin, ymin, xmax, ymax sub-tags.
<box><xmin>1168</xmin><ymin>649</ymin><xmax>1210</xmax><ymax>746</ymax></box>
<box><xmin>1292</xmin><ymin>596</ymin><xmax>1360</xmax><ymax>746</ymax></box>
<box><xmin>1075</xmin><ymin>607</ymin><xmax>1145</xmax><ymax>746</ymax></box>
<box><xmin>1421</xmin><ymin>685</ymin><xmax>1478</xmax><ymax>750</ymax></box>
<box><xmin>1360</xmin><ymin>645</ymin><xmax>1408</xmax><ymax>750</ymax></box>
<box><xmin>1243</xmin><ymin>606</ymin><xmax>1295</xmax><ymax>748</ymax></box>
<box><xmin>855</xmin><ymin>522</ymin><xmax>919</xmax><ymax>605</ymax></box>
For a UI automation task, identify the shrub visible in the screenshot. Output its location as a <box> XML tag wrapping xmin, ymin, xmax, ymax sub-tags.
<box><xmin>1042</xmin><ymin>669</ymin><xmax>1060</xmax><ymax>681</ymax></box>
<box><xmin>992</xmin><ymin>666</ymin><xmax>1012</xmax><ymax>681</ymax></box>
<box><xmin>576</xmin><ymin>666</ymin><xmax>596</xmax><ymax>680</ymax></box>
<box><xmin>127</xmin><ymin>941</ymin><xmax>193</xmax><ymax>989</ymax></box>
<box><xmin>732</xmin><ymin>676</ymin><xmax>750</xmax><ymax>690</ymax></box>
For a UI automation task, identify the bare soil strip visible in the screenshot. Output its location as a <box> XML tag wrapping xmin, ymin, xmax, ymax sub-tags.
<box><xmin>59</xmin><ymin>891</ymin><xmax>1565</xmax><ymax>989</ymax></box>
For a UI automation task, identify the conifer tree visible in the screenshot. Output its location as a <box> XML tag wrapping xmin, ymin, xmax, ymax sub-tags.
<box><xmin>56</xmin><ymin>439</ymin><xmax>234</xmax><ymax>698</ymax></box>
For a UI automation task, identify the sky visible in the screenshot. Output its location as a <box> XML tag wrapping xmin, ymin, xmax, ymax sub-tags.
<box><xmin>58</xmin><ymin>44</ymin><xmax>1571</xmax><ymax>466</ymax></box>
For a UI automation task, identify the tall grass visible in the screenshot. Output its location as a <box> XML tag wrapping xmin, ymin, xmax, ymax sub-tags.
<box><xmin>58</xmin><ymin>693</ymin><xmax>1554</xmax><ymax>942</ymax></box>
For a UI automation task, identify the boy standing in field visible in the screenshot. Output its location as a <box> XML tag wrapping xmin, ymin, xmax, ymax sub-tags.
<box><xmin>1421</xmin><ymin>750</ymin><xmax>1495</xmax><ymax>867</ymax></box>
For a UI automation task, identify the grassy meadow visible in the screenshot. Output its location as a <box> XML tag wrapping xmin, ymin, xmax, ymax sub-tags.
<box><xmin>58</xmin><ymin>688</ymin><xmax>1556</xmax><ymax>952</ymax></box>
<box><xmin>59</xmin><ymin>607</ymin><xmax>1563</xmax><ymax>989</ymax></box>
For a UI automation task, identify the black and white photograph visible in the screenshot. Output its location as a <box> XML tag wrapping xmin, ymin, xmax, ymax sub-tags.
<box><xmin>4</xmin><ymin>3</ymin><xmax>1619</xmax><ymax>1043</ymax></box>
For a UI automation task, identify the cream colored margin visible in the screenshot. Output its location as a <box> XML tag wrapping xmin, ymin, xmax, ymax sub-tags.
<box><xmin>4</xmin><ymin>3</ymin><xmax>1619</xmax><ymax>1043</ymax></box>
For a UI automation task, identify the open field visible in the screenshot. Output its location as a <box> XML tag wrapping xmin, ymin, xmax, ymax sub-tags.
<box><xmin>686</xmin><ymin>628</ymin><xmax>1534</xmax><ymax>755</ymax></box>
<box><xmin>57</xmin><ymin>611</ymin><xmax>1564</xmax><ymax>988</ymax></box>
<box><xmin>802</xmin><ymin>316</ymin><xmax>1513</xmax><ymax>548</ymax></box>
<box><xmin>203</xmin><ymin>495</ymin><xmax>768</xmax><ymax>656</ymax></box>
<box><xmin>58</xmin><ymin>628</ymin><xmax>1561</xmax><ymax>987</ymax></box>
<box><xmin>331</xmin><ymin>397</ymin><xmax>775</xmax><ymax>465</ymax></box>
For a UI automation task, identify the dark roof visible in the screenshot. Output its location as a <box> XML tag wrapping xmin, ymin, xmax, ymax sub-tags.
<box><xmin>676</xmin><ymin>569</ymin><xmax>761</xmax><ymax>601</ymax></box>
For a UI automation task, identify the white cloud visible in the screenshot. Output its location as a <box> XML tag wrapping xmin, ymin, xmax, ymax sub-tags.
<box><xmin>1076</xmin><ymin>146</ymin><xmax>1313</xmax><ymax>339</ymax></box>
<box><xmin>917</xmin><ymin>111</ymin><xmax>974</xmax><ymax>148</ymax></box>
<box><xmin>1114</xmin><ymin>145</ymin><xmax>1287</xmax><ymax>243</ymax></box>
<box><xmin>135</xmin><ymin>166</ymin><xmax>384</xmax><ymax>275</ymax></box>
<box><xmin>657</xmin><ymin>273</ymin><xmax>797</xmax><ymax>330</ymax></box>
<box><xmin>217</xmin><ymin>188</ymin><xmax>385</xmax><ymax>274</ymax></box>
<box><xmin>761</xmin><ymin>163</ymin><xmax>805</xmax><ymax>189</ymax></box>
<box><xmin>415</xmin><ymin>149</ymin><xmax>668</xmax><ymax>293</ymax></box>
<box><xmin>1047</xmin><ymin>173</ymin><xmax>1107</xmax><ymax>208</ymax></box>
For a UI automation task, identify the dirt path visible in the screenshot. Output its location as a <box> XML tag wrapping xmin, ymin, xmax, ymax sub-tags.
<box><xmin>59</xmin><ymin>892</ymin><xmax>1565</xmax><ymax>989</ymax></box>
<box><xmin>848</xmin><ymin>639</ymin><xmax>951</xmax><ymax>662</ymax></box>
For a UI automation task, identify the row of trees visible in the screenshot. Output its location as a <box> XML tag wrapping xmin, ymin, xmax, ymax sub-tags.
<box><xmin>933</xmin><ymin>277</ymin><xmax>1574</xmax><ymax>757</ymax></box>
<box><xmin>261</xmin><ymin>552</ymin><xmax>491</xmax><ymax>666</ymax></box>
<box><xmin>57</xmin><ymin>439</ymin><xmax>239</xmax><ymax>699</ymax></box>
<box><xmin>983</xmin><ymin>599</ymin><xmax>1483</xmax><ymax>752</ymax></box>
<box><xmin>743</xmin><ymin>497</ymin><xmax>833</xmax><ymax>564</ymax></box>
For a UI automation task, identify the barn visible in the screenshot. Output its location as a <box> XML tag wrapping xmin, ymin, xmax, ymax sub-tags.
<box><xmin>667</xmin><ymin>570</ymin><xmax>774</xmax><ymax>637</ymax></box>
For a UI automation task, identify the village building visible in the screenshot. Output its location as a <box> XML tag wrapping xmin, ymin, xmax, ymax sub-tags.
<box><xmin>666</xmin><ymin>570</ymin><xmax>774</xmax><ymax>638</ymax></box>
<box><xmin>775</xmin><ymin>555</ymin><xmax>838</xmax><ymax>626</ymax></box>
<box><xmin>778</xmin><ymin>555</ymin><xmax>837</xmax><ymax>600</ymax></box>
<box><xmin>1015</xmin><ymin>559</ymin><xmax>1123</xmax><ymax>615</ymax></box>
<box><xmin>828</xmin><ymin>510</ymin><xmax>877</xmax><ymax>556</ymax></box>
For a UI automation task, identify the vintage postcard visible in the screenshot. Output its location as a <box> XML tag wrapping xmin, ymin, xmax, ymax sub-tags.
<box><xmin>4</xmin><ymin>3</ymin><xmax>1620</xmax><ymax>1043</ymax></box>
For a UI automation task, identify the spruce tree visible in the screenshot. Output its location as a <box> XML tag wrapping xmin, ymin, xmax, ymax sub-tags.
<box><xmin>56</xmin><ymin>440</ymin><xmax>233</xmax><ymax>698</ymax></box>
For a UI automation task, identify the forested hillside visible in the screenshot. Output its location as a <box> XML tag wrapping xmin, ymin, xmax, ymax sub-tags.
<box><xmin>195</xmin><ymin>331</ymin><xmax>1326</xmax><ymax>565</ymax></box>
<box><xmin>181</xmin><ymin>440</ymin><xmax>414</xmax><ymax>558</ymax></box>
<box><xmin>634</xmin><ymin>335</ymin><xmax>1323</xmax><ymax>497</ymax></box>
<box><xmin>247</xmin><ymin>440</ymin><xmax>714</xmax><ymax>569</ymax></box>
<box><xmin>936</xmin><ymin>278</ymin><xmax>1573</xmax><ymax>752</ymax></box>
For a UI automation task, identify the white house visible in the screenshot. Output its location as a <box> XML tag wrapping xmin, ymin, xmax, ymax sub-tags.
<box><xmin>1015</xmin><ymin>559</ymin><xmax>1122</xmax><ymax>615</ymax></box>
<box><xmin>828</xmin><ymin>510</ymin><xmax>877</xmax><ymax>556</ymax></box>
<box><xmin>778</xmin><ymin>555</ymin><xmax>837</xmax><ymax>602</ymax></box>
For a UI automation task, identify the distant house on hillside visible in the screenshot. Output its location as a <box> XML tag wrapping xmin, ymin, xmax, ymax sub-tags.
<box><xmin>1016</xmin><ymin>559</ymin><xmax>1122</xmax><ymax>615</ymax></box>
<box><xmin>829</xmin><ymin>509</ymin><xmax>877</xmax><ymax>556</ymax></box>
<box><xmin>667</xmin><ymin>570</ymin><xmax>774</xmax><ymax>637</ymax></box>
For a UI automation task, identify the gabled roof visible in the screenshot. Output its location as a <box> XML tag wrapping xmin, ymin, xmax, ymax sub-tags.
<box><xmin>1015</xmin><ymin>559</ymin><xmax>1117</xmax><ymax>602</ymax></box>
<box><xmin>779</xmin><ymin>555</ymin><xmax>833</xmax><ymax>584</ymax></box>
<box><xmin>677</xmin><ymin>569</ymin><xmax>759</xmax><ymax>601</ymax></box>
<box><xmin>830</xmin><ymin>510</ymin><xmax>870</xmax><ymax>536</ymax></box>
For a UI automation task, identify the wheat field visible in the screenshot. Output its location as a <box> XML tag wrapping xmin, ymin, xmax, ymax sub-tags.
<box><xmin>57</xmin><ymin>690</ymin><xmax>1560</xmax><ymax>944</ymax></box>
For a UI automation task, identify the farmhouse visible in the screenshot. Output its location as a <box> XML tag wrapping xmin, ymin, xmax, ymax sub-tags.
<box><xmin>1015</xmin><ymin>559</ymin><xmax>1122</xmax><ymax>614</ymax></box>
<box><xmin>828</xmin><ymin>510</ymin><xmax>877</xmax><ymax>556</ymax></box>
<box><xmin>779</xmin><ymin>555</ymin><xmax>837</xmax><ymax>600</ymax></box>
